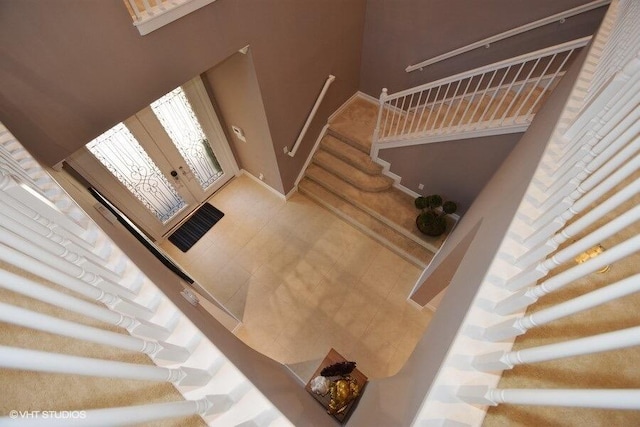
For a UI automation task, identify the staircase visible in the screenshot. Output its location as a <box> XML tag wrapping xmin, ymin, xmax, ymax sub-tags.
<box><xmin>298</xmin><ymin>97</ymin><xmax>446</xmax><ymax>269</ymax></box>
<box><xmin>373</xmin><ymin>37</ymin><xmax>591</xmax><ymax>152</ymax></box>
<box><xmin>298</xmin><ymin>39</ymin><xmax>593</xmax><ymax>269</ymax></box>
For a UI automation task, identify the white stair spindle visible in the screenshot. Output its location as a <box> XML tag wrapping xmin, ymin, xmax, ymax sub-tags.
<box><xmin>0</xmin><ymin>302</ymin><xmax>190</xmax><ymax>363</ymax></box>
<box><xmin>532</xmin><ymin>129</ymin><xmax>639</xmax><ymax>216</ymax></box>
<box><xmin>0</xmin><ymin>346</ymin><xmax>211</xmax><ymax>386</ymax></box>
<box><xmin>0</xmin><ymin>189</ymin><xmax>98</xmax><ymax>255</ymax></box>
<box><xmin>496</xmin><ymin>233</ymin><xmax>640</xmax><ymax>314</ymax></box>
<box><xmin>515</xmin><ymin>176</ymin><xmax>640</xmax><ymax>268</ymax></box>
<box><xmin>484</xmin><ymin>273</ymin><xmax>640</xmax><ymax>341</ymax></box>
<box><xmin>0</xmin><ymin>207</ymin><xmax>124</xmax><ymax>285</ymax></box>
<box><xmin>458</xmin><ymin>386</ymin><xmax>640</xmax><ymax>410</ymax></box>
<box><xmin>0</xmin><ymin>240</ymin><xmax>155</xmax><ymax>320</ymax></box>
<box><xmin>543</xmin><ymin>102</ymin><xmax>640</xmax><ymax>197</ymax></box>
<box><xmin>505</xmin><ymin>203</ymin><xmax>640</xmax><ymax>290</ymax></box>
<box><xmin>474</xmin><ymin>326</ymin><xmax>640</xmax><ymax>371</ymax></box>
<box><xmin>0</xmin><ymin>268</ymin><xmax>171</xmax><ymax>340</ymax></box>
<box><xmin>521</xmin><ymin>153</ymin><xmax>640</xmax><ymax>248</ymax></box>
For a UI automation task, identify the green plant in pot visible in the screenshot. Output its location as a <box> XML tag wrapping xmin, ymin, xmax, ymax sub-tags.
<box><xmin>415</xmin><ymin>194</ymin><xmax>457</xmax><ymax>237</ymax></box>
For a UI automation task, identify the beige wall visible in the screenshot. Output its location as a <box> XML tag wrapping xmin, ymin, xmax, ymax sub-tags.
<box><xmin>0</xmin><ymin>0</ymin><xmax>366</xmax><ymax>194</ymax></box>
<box><xmin>204</xmin><ymin>51</ymin><xmax>284</xmax><ymax>194</ymax></box>
<box><xmin>359</xmin><ymin>0</ymin><xmax>607</xmax><ymax>96</ymax></box>
<box><xmin>380</xmin><ymin>133</ymin><xmax>521</xmax><ymax>214</ymax></box>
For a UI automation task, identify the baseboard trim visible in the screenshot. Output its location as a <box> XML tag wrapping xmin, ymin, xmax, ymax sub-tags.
<box><xmin>356</xmin><ymin>90</ymin><xmax>380</xmax><ymax>105</ymax></box>
<box><xmin>240</xmin><ymin>170</ymin><xmax>287</xmax><ymax>201</ymax></box>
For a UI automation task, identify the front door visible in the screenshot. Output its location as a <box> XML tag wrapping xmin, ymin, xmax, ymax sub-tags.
<box><xmin>68</xmin><ymin>77</ymin><xmax>237</xmax><ymax>240</ymax></box>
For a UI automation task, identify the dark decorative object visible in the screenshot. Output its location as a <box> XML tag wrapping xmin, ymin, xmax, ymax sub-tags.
<box><xmin>320</xmin><ymin>361</ymin><xmax>357</xmax><ymax>377</ymax></box>
<box><xmin>306</xmin><ymin>349</ymin><xmax>368</xmax><ymax>423</ymax></box>
<box><xmin>415</xmin><ymin>194</ymin><xmax>457</xmax><ymax>237</ymax></box>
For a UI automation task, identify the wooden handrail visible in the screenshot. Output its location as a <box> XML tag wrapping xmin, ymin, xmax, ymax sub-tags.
<box><xmin>287</xmin><ymin>75</ymin><xmax>335</xmax><ymax>158</ymax></box>
<box><xmin>405</xmin><ymin>0</ymin><xmax>610</xmax><ymax>73</ymax></box>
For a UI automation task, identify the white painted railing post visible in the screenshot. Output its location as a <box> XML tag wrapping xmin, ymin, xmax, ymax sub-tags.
<box><xmin>0</xmin><ymin>302</ymin><xmax>190</xmax><ymax>363</ymax></box>
<box><xmin>495</xmin><ymin>234</ymin><xmax>640</xmax><ymax>315</ymax></box>
<box><xmin>371</xmin><ymin>87</ymin><xmax>388</xmax><ymax>159</ymax></box>
<box><xmin>484</xmin><ymin>273</ymin><xmax>640</xmax><ymax>341</ymax></box>
<box><xmin>0</xmin><ymin>269</ymin><xmax>172</xmax><ymax>340</ymax></box>
<box><xmin>474</xmin><ymin>326</ymin><xmax>640</xmax><ymax>371</ymax></box>
<box><xmin>457</xmin><ymin>386</ymin><xmax>640</xmax><ymax>410</ymax></box>
<box><xmin>0</xmin><ymin>346</ymin><xmax>211</xmax><ymax>386</ymax></box>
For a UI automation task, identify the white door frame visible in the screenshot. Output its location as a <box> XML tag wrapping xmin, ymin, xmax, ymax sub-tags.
<box><xmin>67</xmin><ymin>76</ymin><xmax>239</xmax><ymax>241</ymax></box>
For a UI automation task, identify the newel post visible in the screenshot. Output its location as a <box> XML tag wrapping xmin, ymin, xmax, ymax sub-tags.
<box><xmin>371</xmin><ymin>88</ymin><xmax>388</xmax><ymax>159</ymax></box>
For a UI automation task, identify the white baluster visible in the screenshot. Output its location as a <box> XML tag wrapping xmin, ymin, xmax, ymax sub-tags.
<box><xmin>0</xmin><ymin>302</ymin><xmax>190</xmax><ymax>363</ymax></box>
<box><xmin>474</xmin><ymin>326</ymin><xmax>640</xmax><ymax>370</ymax></box>
<box><xmin>505</xmin><ymin>203</ymin><xmax>640</xmax><ymax>290</ymax></box>
<box><xmin>521</xmin><ymin>153</ymin><xmax>640</xmax><ymax>248</ymax></box>
<box><xmin>0</xmin><ymin>240</ymin><xmax>155</xmax><ymax>320</ymax></box>
<box><xmin>458</xmin><ymin>386</ymin><xmax>640</xmax><ymax>410</ymax></box>
<box><xmin>542</xmin><ymin>101</ymin><xmax>640</xmax><ymax>198</ymax></box>
<box><xmin>515</xmin><ymin>176</ymin><xmax>640</xmax><ymax>268</ymax></box>
<box><xmin>531</xmin><ymin>126</ymin><xmax>639</xmax><ymax>216</ymax></box>
<box><xmin>0</xmin><ymin>346</ymin><xmax>210</xmax><ymax>386</ymax></box>
<box><xmin>484</xmin><ymin>273</ymin><xmax>640</xmax><ymax>341</ymax></box>
<box><xmin>495</xmin><ymin>233</ymin><xmax>640</xmax><ymax>314</ymax></box>
<box><xmin>0</xmin><ymin>187</ymin><xmax>97</xmax><ymax>254</ymax></box>
<box><xmin>422</xmin><ymin>85</ymin><xmax>442</xmax><ymax>133</ymax></box>
<box><xmin>0</xmin><ymin>206</ymin><xmax>123</xmax><ymax>284</ymax></box>
<box><xmin>0</xmin><ymin>268</ymin><xmax>171</xmax><ymax>340</ymax></box>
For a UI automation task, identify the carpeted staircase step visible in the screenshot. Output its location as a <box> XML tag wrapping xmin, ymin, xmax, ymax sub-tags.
<box><xmin>305</xmin><ymin>163</ymin><xmax>445</xmax><ymax>253</ymax></box>
<box><xmin>312</xmin><ymin>149</ymin><xmax>393</xmax><ymax>192</ymax></box>
<box><xmin>298</xmin><ymin>178</ymin><xmax>434</xmax><ymax>268</ymax></box>
<box><xmin>326</xmin><ymin>127</ymin><xmax>370</xmax><ymax>154</ymax></box>
<box><xmin>327</xmin><ymin>97</ymin><xmax>379</xmax><ymax>153</ymax></box>
<box><xmin>320</xmin><ymin>134</ymin><xmax>383</xmax><ymax>175</ymax></box>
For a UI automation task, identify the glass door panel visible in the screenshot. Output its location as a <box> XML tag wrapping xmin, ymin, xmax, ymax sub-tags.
<box><xmin>150</xmin><ymin>87</ymin><xmax>223</xmax><ymax>190</ymax></box>
<box><xmin>86</xmin><ymin>122</ymin><xmax>190</xmax><ymax>224</ymax></box>
<box><xmin>67</xmin><ymin>76</ymin><xmax>237</xmax><ymax>241</ymax></box>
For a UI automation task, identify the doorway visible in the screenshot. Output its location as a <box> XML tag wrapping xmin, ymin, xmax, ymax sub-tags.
<box><xmin>68</xmin><ymin>76</ymin><xmax>238</xmax><ymax>241</ymax></box>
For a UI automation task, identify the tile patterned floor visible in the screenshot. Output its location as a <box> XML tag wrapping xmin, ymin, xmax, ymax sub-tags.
<box><xmin>160</xmin><ymin>174</ymin><xmax>434</xmax><ymax>380</ymax></box>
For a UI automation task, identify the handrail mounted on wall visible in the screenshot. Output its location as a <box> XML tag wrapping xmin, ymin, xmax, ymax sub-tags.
<box><xmin>287</xmin><ymin>75</ymin><xmax>336</xmax><ymax>158</ymax></box>
<box><xmin>406</xmin><ymin>0</ymin><xmax>610</xmax><ymax>73</ymax></box>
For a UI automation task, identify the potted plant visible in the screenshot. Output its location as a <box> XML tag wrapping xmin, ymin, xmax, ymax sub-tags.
<box><xmin>415</xmin><ymin>194</ymin><xmax>457</xmax><ymax>237</ymax></box>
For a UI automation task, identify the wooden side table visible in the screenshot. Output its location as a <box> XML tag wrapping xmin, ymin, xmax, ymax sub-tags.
<box><xmin>305</xmin><ymin>348</ymin><xmax>368</xmax><ymax>424</ymax></box>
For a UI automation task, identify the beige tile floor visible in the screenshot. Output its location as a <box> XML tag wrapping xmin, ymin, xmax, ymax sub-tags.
<box><xmin>160</xmin><ymin>174</ymin><xmax>434</xmax><ymax>380</ymax></box>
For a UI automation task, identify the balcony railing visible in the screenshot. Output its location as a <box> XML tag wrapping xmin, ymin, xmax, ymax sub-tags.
<box><xmin>371</xmin><ymin>37</ymin><xmax>590</xmax><ymax>157</ymax></box>
<box><xmin>0</xmin><ymin>123</ymin><xmax>291</xmax><ymax>425</ymax></box>
<box><xmin>123</xmin><ymin>0</ymin><xmax>217</xmax><ymax>35</ymax></box>
<box><xmin>412</xmin><ymin>0</ymin><xmax>640</xmax><ymax>424</ymax></box>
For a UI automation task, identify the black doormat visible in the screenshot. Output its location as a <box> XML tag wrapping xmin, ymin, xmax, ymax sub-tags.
<box><xmin>168</xmin><ymin>203</ymin><xmax>224</xmax><ymax>252</ymax></box>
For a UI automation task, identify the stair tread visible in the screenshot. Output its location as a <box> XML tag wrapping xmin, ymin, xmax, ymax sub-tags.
<box><xmin>320</xmin><ymin>134</ymin><xmax>383</xmax><ymax>175</ymax></box>
<box><xmin>305</xmin><ymin>163</ymin><xmax>446</xmax><ymax>253</ymax></box>
<box><xmin>328</xmin><ymin>97</ymin><xmax>378</xmax><ymax>152</ymax></box>
<box><xmin>313</xmin><ymin>149</ymin><xmax>393</xmax><ymax>192</ymax></box>
<box><xmin>298</xmin><ymin>178</ymin><xmax>434</xmax><ymax>268</ymax></box>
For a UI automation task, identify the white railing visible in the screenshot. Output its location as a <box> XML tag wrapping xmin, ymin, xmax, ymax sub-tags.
<box><xmin>0</xmin><ymin>124</ymin><xmax>291</xmax><ymax>426</ymax></box>
<box><xmin>405</xmin><ymin>0</ymin><xmax>611</xmax><ymax>73</ymax></box>
<box><xmin>413</xmin><ymin>0</ymin><xmax>640</xmax><ymax>424</ymax></box>
<box><xmin>124</xmin><ymin>0</ymin><xmax>217</xmax><ymax>35</ymax></box>
<box><xmin>287</xmin><ymin>74</ymin><xmax>336</xmax><ymax>158</ymax></box>
<box><xmin>371</xmin><ymin>37</ymin><xmax>590</xmax><ymax>155</ymax></box>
